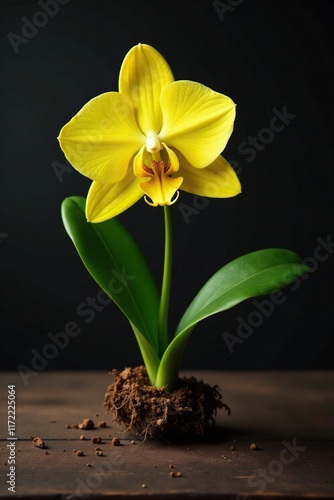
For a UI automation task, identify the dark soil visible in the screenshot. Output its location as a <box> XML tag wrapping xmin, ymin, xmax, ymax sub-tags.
<box><xmin>103</xmin><ymin>366</ymin><xmax>230</xmax><ymax>440</ymax></box>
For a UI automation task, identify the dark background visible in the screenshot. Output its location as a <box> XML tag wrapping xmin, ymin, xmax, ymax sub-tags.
<box><xmin>1</xmin><ymin>0</ymin><xmax>333</xmax><ymax>374</ymax></box>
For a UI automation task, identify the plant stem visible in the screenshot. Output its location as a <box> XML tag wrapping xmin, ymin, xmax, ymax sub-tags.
<box><xmin>158</xmin><ymin>205</ymin><xmax>173</xmax><ymax>356</ymax></box>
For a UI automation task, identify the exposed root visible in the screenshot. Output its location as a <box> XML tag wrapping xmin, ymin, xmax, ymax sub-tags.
<box><xmin>103</xmin><ymin>366</ymin><xmax>230</xmax><ymax>441</ymax></box>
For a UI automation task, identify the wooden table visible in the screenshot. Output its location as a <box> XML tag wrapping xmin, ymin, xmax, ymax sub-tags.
<box><xmin>1</xmin><ymin>371</ymin><xmax>334</xmax><ymax>499</ymax></box>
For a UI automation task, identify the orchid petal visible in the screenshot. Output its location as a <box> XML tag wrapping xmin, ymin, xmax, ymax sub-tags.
<box><xmin>177</xmin><ymin>152</ymin><xmax>241</xmax><ymax>198</ymax></box>
<box><xmin>86</xmin><ymin>170</ymin><xmax>143</xmax><ymax>223</ymax></box>
<box><xmin>58</xmin><ymin>92</ymin><xmax>144</xmax><ymax>184</ymax></box>
<box><xmin>160</xmin><ymin>81</ymin><xmax>236</xmax><ymax>168</ymax></box>
<box><xmin>119</xmin><ymin>44</ymin><xmax>174</xmax><ymax>135</ymax></box>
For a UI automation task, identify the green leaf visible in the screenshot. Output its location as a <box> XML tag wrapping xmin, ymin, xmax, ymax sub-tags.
<box><xmin>176</xmin><ymin>248</ymin><xmax>310</xmax><ymax>335</ymax></box>
<box><xmin>155</xmin><ymin>248</ymin><xmax>309</xmax><ymax>388</ymax></box>
<box><xmin>61</xmin><ymin>196</ymin><xmax>160</xmax><ymax>352</ymax></box>
<box><xmin>130</xmin><ymin>323</ymin><xmax>160</xmax><ymax>385</ymax></box>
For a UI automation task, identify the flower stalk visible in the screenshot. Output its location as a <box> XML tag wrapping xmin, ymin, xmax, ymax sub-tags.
<box><xmin>158</xmin><ymin>205</ymin><xmax>173</xmax><ymax>357</ymax></box>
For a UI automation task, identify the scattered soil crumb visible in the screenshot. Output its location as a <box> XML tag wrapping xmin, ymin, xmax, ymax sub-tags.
<box><xmin>44</xmin><ymin>451</ymin><xmax>49</xmax><ymax>455</ymax></box>
<box><xmin>141</xmin><ymin>484</ymin><xmax>147</xmax><ymax>488</ymax></box>
<box><xmin>65</xmin><ymin>424</ymin><xmax>71</xmax><ymax>429</ymax></box>
<box><xmin>95</xmin><ymin>450</ymin><xmax>104</xmax><ymax>456</ymax></box>
<box><xmin>91</xmin><ymin>436</ymin><xmax>102</xmax><ymax>444</ymax></box>
<box><xmin>130</xmin><ymin>440</ymin><xmax>136</xmax><ymax>445</ymax></box>
<box><xmin>250</xmin><ymin>442</ymin><xmax>258</xmax><ymax>450</ymax></box>
<box><xmin>87</xmin><ymin>463</ymin><xmax>92</xmax><ymax>467</ymax></box>
<box><xmin>111</xmin><ymin>437</ymin><xmax>121</xmax><ymax>446</ymax></box>
<box><xmin>230</xmin><ymin>445</ymin><xmax>236</xmax><ymax>451</ymax></box>
<box><xmin>33</xmin><ymin>437</ymin><xmax>46</xmax><ymax>449</ymax></box>
<box><xmin>76</xmin><ymin>450</ymin><xmax>84</xmax><ymax>456</ymax></box>
<box><xmin>104</xmin><ymin>366</ymin><xmax>230</xmax><ymax>440</ymax></box>
<box><xmin>79</xmin><ymin>418</ymin><xmax>95</xmax><ymax>430</ymax></box>
<box><xmin>170</xmin><ymin>471</ymin><xmax>183</xmax><ymax>478</ymax></box>
<box><xmin>80</xmin><ymin>435</ymin><xmax>85</xmax><ymax>440</ymax></box>
<box><xmin>98</xmin><ymin>421</ymin><xmax>107</xmax><ymax>428</ymax></box>
<box><xmin>169</xmin><ymin>464</ymin><xmax>174</xmax><ymax>469</ymax></box>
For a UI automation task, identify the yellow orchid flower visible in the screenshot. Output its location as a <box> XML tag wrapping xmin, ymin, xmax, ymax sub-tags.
<box><xmin>58</xmin><ymin>43</ymin><xmax>241</xmax><ymax>222</ymax></box>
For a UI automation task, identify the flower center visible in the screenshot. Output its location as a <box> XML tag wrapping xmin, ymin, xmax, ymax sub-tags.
<box><xmin>142</xmin><ymin>159</ymin><xmax>171</xmax><ymax>176</ymax></box>
<box><xmin>134</xmin><ymin>136</ymin><xmax>182</xmax><ymax>207</ymax></box>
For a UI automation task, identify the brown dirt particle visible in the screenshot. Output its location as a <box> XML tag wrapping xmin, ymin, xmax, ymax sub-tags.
<box><xmin>76</xmin><ymin>450</ymin><xmax>84</xmax><ymax>456</ymax></box>
<box><xmin>44</xmin><ymin>451</ymin><xmax>49</xmax><ymax>455</ymax></box>
<box><xmin>98</xmin><ymin>420</ymin><xmax>107</xmax><ymax>428</ymax></box>
<box><xmin>79</xmin><ymin>418</ymin><xmax>95</xmax><ymax>430</ymax></box>
<box><xmin>80</xmin><ymin>435</ymin><xmax>85</xmax><ymax>440</ymax></box>
<box><xmin>169</xmin><ymin>464</ymin><xmax>174</xmax><ymax>469</ymax></box>
<box><xmin>95</xmin><ymin>450</ymin><xmax>104</xmax><ymax>456</ymax></box>
<box><xmin>91</xmin><ymin>436</ymin><xmax>102</xmax><ymax>444</ymax></box>
<box><xmin>32</xmin><ymin>437</ymin><xmax>46</xmax><ymax>449</ymax></box>
<box><xmin>130</xmin><ymin>440</ymin><xmax>136</xmax><ymax>445</ymax></box>
<box><xmin>87</xmin><ymin>463</ymin><xmax>92</xmax><ymax>467</ymax></box>
<box><xmin>250</xmin><ymin>442</ymin><xmax>258</xmax><ymax>450</ymax></box>
<box><xmin>230</xmin><ymin>445</ymin><xmax>236</xmax><ymax>451</ymax></box>
<box><xmin>170</xmin><ymin>471</ymin><xmax>183</xmax><ymax>477</ymax></box>
<box><xmin>65</xmin><ymin>424</ymin><xmax>71</xmax><ymax>429</ymax></box>
<box><xmin>111</xmin><ymin>437</ymin><xmax>121</xmax><ymax>446</ymax></box>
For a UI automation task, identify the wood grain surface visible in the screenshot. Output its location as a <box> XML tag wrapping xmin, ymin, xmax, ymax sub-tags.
<box><xmin>1</xmin><ymin>371</ymin><xmax>333</xmax><ymax>498</ymax></box>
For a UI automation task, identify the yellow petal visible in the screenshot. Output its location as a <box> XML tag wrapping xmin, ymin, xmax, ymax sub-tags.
<box><xmin>86</xmin><ymin>169</ymin><xmax>143</xmax><ymax>222</ymax></box>
<box><xmin>177</xmin><ymin>152</ymin><xmax>241</xmax><ymax>198</ymax></box>
<box><xmin>161</xmin><ymin>142</ymin><xmax>180</xmax><ymax>174</ymax></box>
<box><xmin>58</xmin><ymin>92</ymin><xmax>145</xmax><ymax>184</ymax></box>
<box><xmin>160</xmin><ymin>81</ymin><xmax>236</xmax><ymax>168</ymax></box>
<box><xmin>119</xmin><ymin>44</ymin><xmax>174</xmax><ymax>135</ymax></box>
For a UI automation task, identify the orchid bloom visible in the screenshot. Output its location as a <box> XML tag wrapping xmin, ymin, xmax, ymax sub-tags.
<box><xmin>58</xmin><ymin>44</ymin><xmax>241</xmax><ymax>222</ymax></box>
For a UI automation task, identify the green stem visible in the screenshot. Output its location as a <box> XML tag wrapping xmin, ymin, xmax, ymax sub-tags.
<box><xmin>158</xmin><ymin>205</ymin><xmax>173</xmax><ymax>356</ymax></box>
